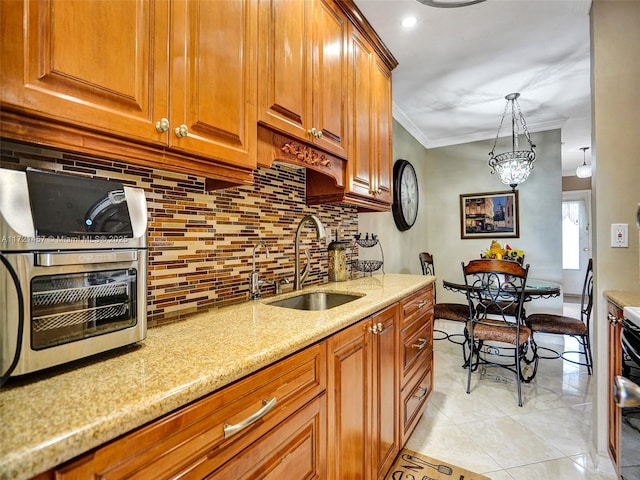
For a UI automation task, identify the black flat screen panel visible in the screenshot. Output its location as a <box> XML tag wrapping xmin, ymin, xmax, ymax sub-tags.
<box><xmin>26</xmin><ymin>169</ymin><xmax>133</xmax><ymax>238</ymax></box>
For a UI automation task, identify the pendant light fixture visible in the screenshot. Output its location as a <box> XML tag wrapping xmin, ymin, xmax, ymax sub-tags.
<box><xmin>575</xmin><ymin>146</ymin><xmax>592</xmax><ymax>178</ymax></box>
<box><xmin>488</xmin><ymin>93</ymin><xmax>536</xmax><ymax>192</ymax></box>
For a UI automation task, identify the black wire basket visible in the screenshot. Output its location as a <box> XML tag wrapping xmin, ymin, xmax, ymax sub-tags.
<box><xmin>350</xmin><ymin>233</ymin><xmax>384</xmax><ymax>276</ymax></box>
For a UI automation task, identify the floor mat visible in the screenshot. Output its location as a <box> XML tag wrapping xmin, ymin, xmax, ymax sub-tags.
<box><xmin>385</xmin><ymin>448</ymin><xmax>491</xmax><ymax>480</ymax></box>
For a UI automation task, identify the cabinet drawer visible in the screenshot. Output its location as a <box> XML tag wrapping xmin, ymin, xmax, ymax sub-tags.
<box><xmin>400</xmin><ymin>314</ymin><xmax>432</xmax><ymax>382</ymax></box>
<box><xmin>400</xmin><ymin>359</ymin><xmax>432</xmax><ymax>444</ymax></box>
<box><xmin>55</xmin><ymin>343</ymin><xmax>326</xmax><ymax>480</ymax></box>
<box><xmin>400</xmin><ymin>285</ymin><xmax>434</xmax><ymax>329</ymax></box>
<box><xmin>205</xmin><ymin>394</ymin><xmax>326</xmax><ymax>479</ymax></box>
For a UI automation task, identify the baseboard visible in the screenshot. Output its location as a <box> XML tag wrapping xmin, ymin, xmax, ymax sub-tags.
<box><xmin>564</xmin><ymin>294</ymin><xmax>582</xmax><ymax>304</ymax></box>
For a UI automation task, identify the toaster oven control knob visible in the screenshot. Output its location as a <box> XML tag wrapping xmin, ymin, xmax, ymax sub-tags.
<box><xmin>155</xmin><ymin>118</ymin><xmax>170</xmax><ymax>133</ymax></box>
<box><xmin>175</xmin><ymin>124</ymin><xmax>189</xmax><ymax>138</ymax></box>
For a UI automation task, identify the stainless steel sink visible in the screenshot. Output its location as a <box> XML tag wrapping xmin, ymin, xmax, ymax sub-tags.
<box><xmin>266</xmin><ymin>291</ymin><xmax>363</xmax><ymax>311</ymax></box>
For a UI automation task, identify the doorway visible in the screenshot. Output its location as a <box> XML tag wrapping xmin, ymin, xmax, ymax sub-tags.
<box><xmin>562</xmin><ymin>190</ymin><xmax>592</xmax><ymax>297</ymax></box>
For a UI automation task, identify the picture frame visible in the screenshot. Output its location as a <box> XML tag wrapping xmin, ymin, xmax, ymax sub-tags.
<box><xmin>460</xmin><ymin>190</ymin><xmax>519</xmax><ymax>239</ymax></box>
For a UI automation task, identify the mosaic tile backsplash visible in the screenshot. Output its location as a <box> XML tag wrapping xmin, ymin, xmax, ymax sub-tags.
<box><xmin>0</xmin><ymin>140</ymin><xmax>359</xmax><ymax>323</ymax></box>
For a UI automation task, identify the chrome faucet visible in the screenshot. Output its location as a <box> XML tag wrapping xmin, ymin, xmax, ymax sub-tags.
<box><xmin>250</xmin><ymin>241</ymin><xmax>270</xmax><ymax>300</ymax></box>
<box><xmin>294</xmin><ymin>215</ymin><xmax>327</xmax><ymax>290</ymax></box>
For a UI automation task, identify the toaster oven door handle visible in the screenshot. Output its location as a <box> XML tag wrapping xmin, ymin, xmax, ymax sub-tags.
<box><xmin>36</xmin><ymin>250</ymin><xmax>139</xmax><ymax>267</ymax></box>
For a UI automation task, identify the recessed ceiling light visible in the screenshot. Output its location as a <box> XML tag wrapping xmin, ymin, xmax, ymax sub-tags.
<box><xmin>401</xmin><ymin>16</ymin><xmax>418</xmax><ymax>28</ymax></box>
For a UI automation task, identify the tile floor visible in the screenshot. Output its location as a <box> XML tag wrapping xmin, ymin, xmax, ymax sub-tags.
<box><xmin>406</xmin><ymin>304</ymin><xmax>618</xmax><ymax>479</ymax></box>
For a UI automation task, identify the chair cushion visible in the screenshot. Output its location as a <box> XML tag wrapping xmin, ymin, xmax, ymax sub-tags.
<box><xmin>525</xmin><ymin>314</ymin><xmax>587</xmax><ymax>336</ymax></box>
<box><xmin>469</xmin><ymin>319</ymin><xmax>531</xmax><ymax>345</ymax></box>
<box><xmin>435</xmin><ymin>303</ymin><xmax>469</xmax><ymax>323</ymax></box>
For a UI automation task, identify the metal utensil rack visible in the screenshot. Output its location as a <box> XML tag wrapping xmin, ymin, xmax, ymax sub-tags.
<box><xmin>350</xmin><ymin>233</ymin><xmax>384</xmax><ymax>276</ymax></box>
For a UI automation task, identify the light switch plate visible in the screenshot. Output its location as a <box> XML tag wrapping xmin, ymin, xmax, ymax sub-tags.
<box><xmin>611</xmin><ymin>223</ymin><xmax>629</xmax><ymax>248</ymax></box>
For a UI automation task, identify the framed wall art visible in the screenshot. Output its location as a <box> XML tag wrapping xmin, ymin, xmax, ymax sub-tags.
<box><xmin>460</xmin><ymin>190</ymin><xmax>519</xmax><ymax>239</ymax></box>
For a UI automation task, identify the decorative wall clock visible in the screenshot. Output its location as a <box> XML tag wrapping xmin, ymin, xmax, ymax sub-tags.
<box><xmin>392</xmin><ymin>159</ymin><xmax>419</xmax><ymax>231</ymax></box>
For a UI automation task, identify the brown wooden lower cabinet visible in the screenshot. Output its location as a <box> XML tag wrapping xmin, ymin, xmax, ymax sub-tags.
<box><xmin>34</xmin><ymin>285</ymin><xmax>435</xmax><ymax>480</ymax></box>
<box><xmin>43</xmin><ymin>343</ymin><xmax>327</xmax><ymax>480</ymax></box>
<box><xmin>399</xmin><ymin>285</ymin><xmax>434</xmax><ymax>444</ymax></box>
<box><xmin>607</xmin><ymin>300</ymin><xmax>623</xmax><ymax>476</ymax></box>
<box><xmin>326</xmin><ymin>303</ymin><xmax>400</xmax><ymax>480</ymax></box>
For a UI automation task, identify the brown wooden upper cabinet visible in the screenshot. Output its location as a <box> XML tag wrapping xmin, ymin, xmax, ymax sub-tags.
<box><xmin>257</xmin><ymin>0</ymin><xmax>349</xmax><ymax>159</ymax></box>
<box><xmin>306</xmin><ymin>0</ymin><xmax>397</xmax><ymax>212</ymax></box>
<box><xmin>344</xmin><ymin>24</ymin><xmax>393</xmax><ymax>207</ymax></box>
<box><xmin>0</xmin><ymin>0</ymin><xmax>257</xmax><ymax>188</ymax></box>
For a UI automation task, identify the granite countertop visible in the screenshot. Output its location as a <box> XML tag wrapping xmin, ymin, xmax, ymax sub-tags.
<box><xmin>0</xmin><ymin>273</ymin><xmax>434</xmax><ymax>480</ymax></box>
<box><xmin>604</xmin><ymin>290</ymin><xmax>640</xmax><ymax>310</ymax></box>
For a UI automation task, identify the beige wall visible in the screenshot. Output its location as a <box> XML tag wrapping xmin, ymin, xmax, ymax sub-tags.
<box><xmin>591</xmin><ymin>0</ymin><xmax>640</xmax><ymax>461</ymax></box>
<box><xmin>361</xmin><ymin>125</ymin><xmax>563</xmax><ymax>316</ymax></box>
<box><xmin>359</xmin><ymin>120</ymin><xmax>429</xmax><ymax>276</ymax></box>
<box><xmin>563</xmin><ymin>175</ymin><xmax>592</xmax><ymax>191</ymax></box>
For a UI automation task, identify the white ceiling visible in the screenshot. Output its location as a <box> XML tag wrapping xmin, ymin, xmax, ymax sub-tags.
<box><xmin>354</xmin><ymin>0</ymin><xmax>593</xmax><ymax>177</ymax></box>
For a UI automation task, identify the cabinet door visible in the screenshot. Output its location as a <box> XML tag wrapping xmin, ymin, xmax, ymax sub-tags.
<box><xmin>169</xmin><ymin>0</ymin><xmax>257</xmax><ymax>169</ymax></box>
<box><xmin>257</xmin><ymin>0</ymin><xmax>312</xmax><ymax>141</ymax></box>
<box><xmin>346</xmin><ymin>25</ymin><xmax>375</xmax><ymax>199</ymax></box>
<box><xmin>608</xmin><ymin>301</ymin><xmax>623</xmax><ymax>475</ymax></box>
<box><xmin>372</xmin><ymin>58</ymin><xmax>393</xmax><ymax>205</ymax></box>
<box><xmin>327</xmin><ymin>318</ymin><xmax>372</xmax><ymax>479</ymax></box>
<box><xmin>311</xmin><ymin>0</ymin><xmax>348</xmax><ymax>158</ymax></box>
<box><xmin>0</xmin><ymin>0</ymin><xmax>168</xmax><ymax>144</ymax></box>
<box><xmin>327</xmin><ymin>304</ymin><xmax>399</xmax><ymax>480</ymax></box>
<box><xmin>370</xmin><ymin>305</ymin><xmax>400</xmax><ymax>480</ymax></box>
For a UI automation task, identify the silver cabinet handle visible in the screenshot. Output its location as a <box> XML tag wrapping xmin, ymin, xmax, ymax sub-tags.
<box><xmin>155</xmin><ymin>118</ymin><xmax>169</xmax><ymax>133</ymax></box>
<box><xmin>175</xmin><ymin>124</ymin><xmax>189</xmax><ymax>138</ymax></box>
<box><xmin>417</xmin><ymin>300</ymin><xmax>428</xmax><ymax>309</ymax></box>
<box><xmin>223</xmin><ymin>397</ymin><xmax>277</xmax><ymax>439</ymax></box>
<box><xmin>608</xmin><ymin>313</ymin><xmax>619</xmax><ymax>325</ymax></box>
<box><xmin>414</xmin><ymin>386</ymin><xmax>428</xmax><ymax>400</ymax></box>
<box><xmin>412</xmin><ymin>338</ymin><xmax>428</xmax><ymax>350</ymax></box>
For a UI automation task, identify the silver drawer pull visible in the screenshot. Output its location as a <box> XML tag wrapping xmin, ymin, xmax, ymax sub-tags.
<box><xmin>412</xmin><ymin>338</ymin><xmax>428</xmax><ymax>350</ymax></box>
<box><xmin>223</xmin><ymin>397</ymin><xmax>277</xmax><ymax>439</ymax></box>
<box><xmin>417</xmin><ymin>300</ymin><xmax>428</xmax><ymax>308</ymax></box>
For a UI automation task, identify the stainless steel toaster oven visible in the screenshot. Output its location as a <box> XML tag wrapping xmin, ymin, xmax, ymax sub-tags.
<box><xmin>0</xmin><ymin>168</ymin><xmax>148</xmax><ymax>383</ymax></box>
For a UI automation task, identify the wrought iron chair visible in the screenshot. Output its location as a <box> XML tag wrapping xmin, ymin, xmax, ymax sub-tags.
<box><xmin>419</xmin><ymin>252</ymin><xmax>470</xmax><ymax>346</ymax></box>
<box><xmin>525</xmin><ymin>258</ymin><xmax>593</xmax><ymax>375</ymax></box>
<box><xmin>462</xmin><ymin>258</ymin><xmax>531</xmax><ymax>407</ymax></box>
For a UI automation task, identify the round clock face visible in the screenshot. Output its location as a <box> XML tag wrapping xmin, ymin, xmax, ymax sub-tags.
<box><xmin>392</xmin><ymin>160</ymin><xmax>419</xmax><ymax>231</ymax></box>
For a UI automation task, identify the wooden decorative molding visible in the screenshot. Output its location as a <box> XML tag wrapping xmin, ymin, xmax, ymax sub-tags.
<box><xmin>257</xmin><ymin>125</ymin><xmax>346</xmax><ymax>188</ymax></box>
<box><xmin>281</xmin><ymin>142</ymin><xmax>331</xmax><ymax>168</ymax></box>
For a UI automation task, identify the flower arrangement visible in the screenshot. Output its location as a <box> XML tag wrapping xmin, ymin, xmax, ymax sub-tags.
<box><xmin>482</xmin><ymin>240</ymin><xmax>525</xmax><ymax>264</ymax></box>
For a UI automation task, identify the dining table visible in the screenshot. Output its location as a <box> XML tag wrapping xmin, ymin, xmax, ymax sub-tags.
<box><xmin>442</xmin><ymin>278</ymin><xmax>561</xmax><ymax>302</ymax></box>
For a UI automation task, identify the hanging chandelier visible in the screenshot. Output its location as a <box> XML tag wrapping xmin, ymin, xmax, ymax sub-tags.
<box><xmin>575</xmin><ymin>146</ymin><xmax>592</xmax><ymax>178</ymax></box>
<box><xmin>488</xmin><ymin>93</ymin><xmax>536</xmax><ymax>192</ymax></box>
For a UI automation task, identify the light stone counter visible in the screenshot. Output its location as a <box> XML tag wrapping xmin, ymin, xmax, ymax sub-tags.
<box><xmin>0</xmin><ymin>273</ymin><xmax>435</xmax><ymax>480</ymax></box>
<box><xmin>603</xmin><ymin>290</ymin><xmax>640</xmax><ymax>310</ymax></box>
